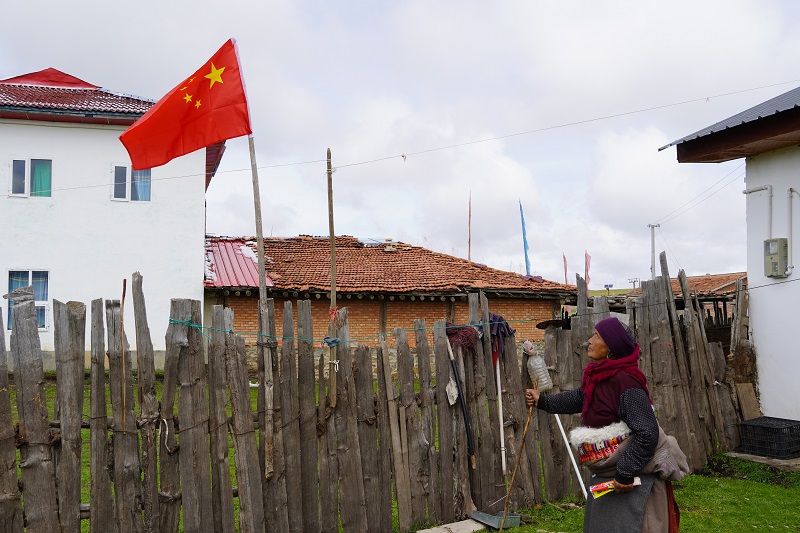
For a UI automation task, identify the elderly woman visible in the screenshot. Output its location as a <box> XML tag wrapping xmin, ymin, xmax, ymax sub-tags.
<box><xmin>526</xmin><ymin>316</ymin><xmax>687</xmax><ymax>533</ymax></box>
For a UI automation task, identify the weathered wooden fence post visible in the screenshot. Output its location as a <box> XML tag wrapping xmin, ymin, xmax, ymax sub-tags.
<box><xmin>396</xmin><ymin>326</ymin><xmax>426</xmax><ymax>526</ymax></box>
<box><xmin>296</xmin><ymin>299</ymin><xmax>320</xmax><ymax>532</ymax></box>
<box><xmin>7</xmin><ymin>287</ymin><xmax>60</xmax><ymax>532</ymax></box>
<box><xmin>333</xmin><ymin>309</ymin><xmax>368</xmax><ymax>531</ymax></box>
<box><xmin>208</xmin><ymin>306</ymin><xmax>236</xmax><ymax>533</ymax></box>
<box><xmin>0</xmin><ymin>307</ymin><xmax>23</xmax><ymax>531</ymax></box>
<box><xmin>477</xmin><ymin>292</ymin><xmax>504</xmax><ymax>510</ymax></box>
<box><xmin>354</xmin><ymin>343</ymin><xmax>382</xmax><ymax>532</ymax></box>
<box><xmin>381</xmin><ymin>336</ymin><xmax>412</xmax><ymax>530</ymax></box>
<box><xmin>433</xmin><ymin>320</ymin><xmax>456</xmax><ymax>522</ymax></box>
<box><xmin>53</xmin><ymin>300</ymin><xmax>86</xmax><ymax>532</ymax></box>
<box><xmin>89</xmin><ymin>299</ymin><xmax>115</xmax><ymax>533</ymax></box>
<box><xmin>225</xmin><ymin>308</ymin><xmax>266</xmax><ymax>533</ymax></box>
<box><xmin>159</xmin><ymin>299</ymin><xmax>184</xmax><ymax>533</ymax></box>
<box><xmin>414</xmin><ymin>318</ymin><xmax>439</xmax><ymax>523</ymax></box>
<box><xmin>131</xmin><ymin>273</ymin><xmax>160</xmax><ymax>532</ymax></box>
<box><xmin>374</xmin><ymin>339</ymin><xmax>394</xmax><ymax>532</ymax></box>
<box><xmin>453</xmin><ymin>341</ymin><xmax>476</xmax><ymax>518</ymax></box>
<box><xmin>499</xmin><ymin>332</ymin><xmax>537</xmax><ymax>508</ymax></box>
<box><xmin>281</xmin><ymin>302</ymin><xmax>304</xmax><ymax>533</ymax></box>
<box><xmin>174</xmin><ymin>299</ymin><xmax>214</xmax><ymax>533</ymax></box>
<box><xmin>318</xmin><ymin>329</ymin><xmax>338</xmax><ymax>533</ymax></box>
<box><xmin>263</xmin><ymin>299</ymin><xmax>289</xmax><ymax>533</ymax></box>
<box><xmin>539</xmin><ymin>326</ymin><xmax>570</xmax><ymax>500</ymax></box>
<box><xmin>106</xmin><ymin>299</ymin><xmax>144</xmax><ymax>532</ymax></box>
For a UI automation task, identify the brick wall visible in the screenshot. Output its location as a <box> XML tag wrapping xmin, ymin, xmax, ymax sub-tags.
<box><xmin>219</xmin><ymin>292</ymin><xmax>561</xmax><ymax>349</ymax></box>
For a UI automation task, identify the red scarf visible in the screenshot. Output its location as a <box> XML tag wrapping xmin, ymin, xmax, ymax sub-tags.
<box><xmin>581</xmin><ymin>345</ymin><xmax>651</xmax><ymax>420</ymax></box>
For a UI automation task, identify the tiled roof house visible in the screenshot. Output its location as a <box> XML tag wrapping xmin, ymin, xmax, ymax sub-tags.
<box><xmin>205</xmin><ymin>235</ymin><xmax>576</xmax><ymax>347</ymax></box>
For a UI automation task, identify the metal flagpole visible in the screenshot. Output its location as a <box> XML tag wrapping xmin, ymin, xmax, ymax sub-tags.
<box><xmin>248</xmin><ymin>134</ymin><xmax>274</xmax><ymax>478</ymax></box>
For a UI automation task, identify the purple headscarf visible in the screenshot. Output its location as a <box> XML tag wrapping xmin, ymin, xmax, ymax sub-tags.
<box><xmin>594</xmin><ymin>317</ymin><xmax>635</xmax><ymax>359</ymax></box>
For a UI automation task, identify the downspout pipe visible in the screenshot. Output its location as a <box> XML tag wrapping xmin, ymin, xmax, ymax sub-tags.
<box><xmin>787</xmin><ymin>188</ymin><xmax>799</xmax><ymax>276</ymax></box>
<box><xmin>743</xmin><ymin>185</ymin><xmax>773</xmax><ymax>240</ymax></box>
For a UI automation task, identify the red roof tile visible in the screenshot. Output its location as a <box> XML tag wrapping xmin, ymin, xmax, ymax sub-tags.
<box><xmin>630</xmin><ymin>272</ymin><xmax>746</xmax><ymax>298</ymax></box>
<box><xmin>675</xmin><ymin>272</ymin><xmax>746</xmax><ymax>296</ymax></box>
<box><xmin>205</xmin><ymin>235</ymin><xmax>575</xmax><ymax>296</ymax></box>
<box><xmin>0</xmin><ymin>68</ymin><xmax>152</xmax><ymax>118</ymax></box>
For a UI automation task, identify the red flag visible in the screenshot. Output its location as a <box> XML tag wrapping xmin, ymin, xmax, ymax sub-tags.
<box><xmin>584</xmin><ymin>250</ymin><xmax>591</xmax><ymax>287</ymax></box>
<box><xmin>120</xmin><ymin>39</ymin><xmax>252</xmax><ymax>170</ymax></box>
<box><xmin>562</xmin><ymin>253</ymin><xmax>568</xmax><ymax>285</ymax></box>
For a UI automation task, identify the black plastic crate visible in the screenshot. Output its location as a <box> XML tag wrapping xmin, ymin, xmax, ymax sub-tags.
<box><xmin>738</xmin><ymin>416</ymin><xmax>800</xmax><ymax>459</ymax></box>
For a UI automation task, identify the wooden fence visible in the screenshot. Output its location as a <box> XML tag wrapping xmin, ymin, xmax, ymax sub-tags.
<box><xmin>0</xmin><ymin>264</ymin><xmax>743</xmax><ymax>532</ymax></box>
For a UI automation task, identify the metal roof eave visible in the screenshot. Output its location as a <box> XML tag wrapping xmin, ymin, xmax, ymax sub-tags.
<box><xmin>659</xmin><ymin>84</ymin><xmax>800</xmax><ymax>152</ymax></box>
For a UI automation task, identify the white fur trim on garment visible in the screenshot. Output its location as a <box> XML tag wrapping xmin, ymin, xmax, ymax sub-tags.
<box><xmin>568</xmin><ymin>421</ymin><xmax>631</xmax><ymax>451</ymax></box>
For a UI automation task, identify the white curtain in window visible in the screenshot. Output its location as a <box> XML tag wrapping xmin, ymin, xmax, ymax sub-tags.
<box><xmin>131</xmin><ymin>169</ymin><xmax>151</xmax><ymax>201</ymax></box>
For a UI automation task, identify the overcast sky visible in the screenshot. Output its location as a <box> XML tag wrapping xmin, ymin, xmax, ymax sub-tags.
<box><xmin>3</xmin><ymin>1</ymin><xmax>800</xmax><ymax>289</ymax></box>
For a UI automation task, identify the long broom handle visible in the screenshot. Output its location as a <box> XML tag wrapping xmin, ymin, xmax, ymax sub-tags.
<box><xmin>496</xmin><ymin>360</ymin><xmax>506</xmax><ymax>474</ymax></box>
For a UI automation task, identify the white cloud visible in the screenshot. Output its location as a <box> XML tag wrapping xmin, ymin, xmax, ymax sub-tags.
<box><xmin>2</xmin><ymin>0</ymin><xmax>796</xmax><ymax>287</ymax></box>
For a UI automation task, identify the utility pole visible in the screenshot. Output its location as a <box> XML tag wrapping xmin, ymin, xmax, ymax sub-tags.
<box><xmin>647</xmin><ymin>224</ymin><xmax>660</xmax><ymax>280</ymax></box>
<box><xmin>628</xmin><ymin>277</ymin><xmax>639</xmax><ymax>292</ymax></box>
<box><xmin>327</xmin><ymin>148</ymin><xmax>338</xmax><ymax>407</ymax></box>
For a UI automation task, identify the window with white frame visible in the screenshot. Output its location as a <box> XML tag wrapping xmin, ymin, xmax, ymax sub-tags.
<box><xmin>6</xmin><ymin>270</ymin><xmax>49</xmax><ymax>330</ymax></box>
<box><xmin>11</xmin><ymin>158</ymin><xmax>53</xmax><ymax>197</ymax></box>
<box><xmin>112</xmin><ymin>165</ymin><xmax>151</xmax><ymax>202</ymax></box>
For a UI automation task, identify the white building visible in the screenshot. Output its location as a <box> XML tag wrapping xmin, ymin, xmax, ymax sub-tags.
<box><xmin>1</xmin><ymin>68</ymin><xmax>222</xmax><ymax>367</ymax></box>
<box><xmin>663</xmin><ymin>86</ymin><xmax>800</xmax><ymax>421</ymax></box>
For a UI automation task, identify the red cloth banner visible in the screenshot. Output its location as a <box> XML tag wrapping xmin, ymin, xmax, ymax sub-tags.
<box><xmin>120</xmin><ymin>39</ymin><xmax>252</xmax><ymax>170</ymax></box>
<box><xmin>585</xmin><ymin>250</ymin><xmax>591</xmax><ymax>287</ymax></box>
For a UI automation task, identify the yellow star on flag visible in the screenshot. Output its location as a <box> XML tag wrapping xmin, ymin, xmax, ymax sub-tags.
<box><xmin>205</xmin><ymin>63</ymin><xmax>225</xmax><ymax>88</ymax></box>
<box><xmin>183</xmin><ymin>93</ymin><xmax>192</xmax><ymax>103</ymax></box>
<box><xmin>195</xmin><ymin>100</ymin><xmax>202</xmax><ymax>109</ymax></box>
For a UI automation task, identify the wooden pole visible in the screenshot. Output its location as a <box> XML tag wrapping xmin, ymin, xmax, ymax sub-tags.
<box><xmin>249</xmin><ymin>134</ymin><xmax>274</xmax><ymax>476</ymax></box>
<box><xmin>327</xmin><ymin>147</ymin><xmax>338</xmax><ymax>407</ymax></box>
<box><xmin>468</xmin><ymin>191</ymin><xmax>472</xmax><ymax>261</ymax></box>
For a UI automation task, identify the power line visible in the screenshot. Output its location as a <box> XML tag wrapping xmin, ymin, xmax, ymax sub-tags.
<box><xmin>655</xmin><ymin>163</ymin><xmax>744</xmax><ymax>223</ymax></box>
<box><xmin>658</xmin><ymin>171</ymin><xmax>744</xmax><ymax>224</ymax></box>
<box><xmin>4</xmin><ymin>79</ymin><xmax>796</xmax><ymax>200</ymax></box>
<box><xmin>656</xmin><ymin>227</ymin><xmax>683</xmax><ymax>272</ymax></box>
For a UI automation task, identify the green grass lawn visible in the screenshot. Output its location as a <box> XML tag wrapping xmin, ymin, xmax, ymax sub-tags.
<box><xmin>506</xmin><ymin>455</ymin><xmax>800</xmax><ymax>533</ymax></box>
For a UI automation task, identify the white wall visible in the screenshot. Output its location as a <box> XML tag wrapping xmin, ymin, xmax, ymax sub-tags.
<box><xmin>744</xmin><ymin>145</ymin><xmax>800</xmax><ymax>420</ymax></box>
<box><xmin>1</xmin><ymin>118</ymin><xmax>206</xmax><ymax>355</ymax></box>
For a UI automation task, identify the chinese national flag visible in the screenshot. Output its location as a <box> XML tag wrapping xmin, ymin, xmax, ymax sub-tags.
<box><xmin>120</xmin><ymin>39</ymin><xmax>252</xmax><ymax>170</ymax></box>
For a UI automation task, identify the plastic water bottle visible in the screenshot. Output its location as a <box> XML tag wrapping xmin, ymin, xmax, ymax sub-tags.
<box><xmin>526</xmin><ymin>355</ymin><xmax>553</xmax><ymax>392</ymax></box>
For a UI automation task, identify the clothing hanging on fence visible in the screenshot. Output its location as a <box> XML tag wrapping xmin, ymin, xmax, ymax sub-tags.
<box><xmin>488</xmin><ymin>312</ymin><xmax>515</xmax><ymax>364</ymax></box>
<box><xmin>445</xmin><ymin>322</ymin><xmax>479</xmax><ymax>352</ymax></box>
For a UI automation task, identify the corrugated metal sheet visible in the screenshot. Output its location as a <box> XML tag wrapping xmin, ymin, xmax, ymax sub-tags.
<box><xmin>206</xmin><ymin>239</ymin><xmax>274</xmax><ymax>289</ymax></box>
<box><xmin>660</xmin><ymin>85</ymin><xmax>800</xmax><ymax>151</ymax></box>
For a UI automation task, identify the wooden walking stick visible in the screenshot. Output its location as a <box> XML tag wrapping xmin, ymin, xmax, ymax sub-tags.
<box><xmin>499</xmin><ymin>378</ymin><xmax>537</xmax><ymax>532</ymax></box>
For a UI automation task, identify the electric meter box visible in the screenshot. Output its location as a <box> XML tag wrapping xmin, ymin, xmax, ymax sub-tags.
<box><xmin>764</xmin><ymin>238</ymin><xmax>789</xmax><ymax>278</ymax></box>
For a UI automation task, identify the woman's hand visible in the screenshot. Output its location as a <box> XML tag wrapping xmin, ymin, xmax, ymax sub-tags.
<box><xmin>525</xmin><ymin>389</ymin><xmax>540</xmax><ymax>407</ymax></box>
<box><xmin>613</xmin><ymin>480</ymin><xmax>635</xmax><ymax>493</ymax></box>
